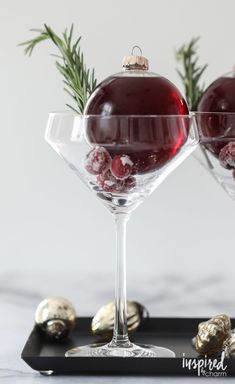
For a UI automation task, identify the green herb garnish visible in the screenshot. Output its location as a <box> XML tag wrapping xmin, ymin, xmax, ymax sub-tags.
<box><xmin>20</xmin><ymin>24</ymin><xmax>97</xmax><ymax>113</ymax></box>
<box><xmin>175</xmin><ymin>37</ymin><xmax>207</xmax><ymax>110</ymax></box>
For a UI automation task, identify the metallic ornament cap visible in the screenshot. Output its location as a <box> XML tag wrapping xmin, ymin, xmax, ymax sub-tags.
<box><xmin>45</xmin><ymin>319</ymin><xmax>68</xmax><ymax>340</ymax></box>
<box><xmin>122</xmin><ymin>46</ymin><xmax>149</xmax><ymax>71</ymax></box>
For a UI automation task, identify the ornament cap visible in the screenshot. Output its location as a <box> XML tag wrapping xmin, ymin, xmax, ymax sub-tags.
<box><xmin>122</xmin><ymin>46</ymin><xmax>149</xmax><ymax>71</ymax></box>
<box><xmin>46</xmin><ymin>319</ymin><xmax>68</xmax><ymax>340</ymax></box>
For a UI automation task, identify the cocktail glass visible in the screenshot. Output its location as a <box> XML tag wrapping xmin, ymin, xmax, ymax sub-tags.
<box><xmin>194</xmin><ymin>112</ymin><xmax>235</xmax><ymax>200</ymax></box>
<box><xmin>45</xmin><ymin>113</ymin><xmax>198</xmax><ymax>357</ymax></box>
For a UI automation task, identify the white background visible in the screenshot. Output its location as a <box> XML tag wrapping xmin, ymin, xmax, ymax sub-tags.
<box><xmin>0</xmin><ymin>0</ymin><xmax>234</xmax><ymax>293</ymax></box>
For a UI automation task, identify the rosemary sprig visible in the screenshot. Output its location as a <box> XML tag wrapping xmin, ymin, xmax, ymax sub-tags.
<box><xmin>20</xmin><ymin>24</ymin><xmax>97</xmax><ymax>113</ymax></box>
<box><xmin>175</xmin><ymin>37</ymin><xmax>208</xmax><ymax>110</ymax></box>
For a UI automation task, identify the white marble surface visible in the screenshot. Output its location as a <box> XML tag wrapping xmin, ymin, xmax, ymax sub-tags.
<box><xmin>0</xmin><ymin>270</ymin><xmax>234</xmax><ymax>383</ymax></box>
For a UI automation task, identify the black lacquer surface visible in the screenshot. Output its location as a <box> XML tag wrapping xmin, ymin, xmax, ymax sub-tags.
<box><xmin>21</xmin><ymin>317</ymin><xmax>235</xmax><ymax>375</ymax></box>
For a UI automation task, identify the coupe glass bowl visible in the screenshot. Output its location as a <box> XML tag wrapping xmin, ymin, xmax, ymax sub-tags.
<box><xmin>194</xmin><ymin>112</ymin><xmax>235</xmax><ymax>200</ymax></box>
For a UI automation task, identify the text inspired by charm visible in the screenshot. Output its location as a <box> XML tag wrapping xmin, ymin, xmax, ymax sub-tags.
<box><xmin>182</xmin><ymin>352</ymin><xmax>228</xmax><ymax>377</ymax></box>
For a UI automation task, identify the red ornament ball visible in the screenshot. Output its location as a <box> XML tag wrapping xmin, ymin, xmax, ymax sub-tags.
<box><xmin>84</xmin><ymin>72</ymin><xmax>189</xmax><ymax>174</ymax></box>
<box><xmin>197</xmin><ymin>74</ymin><xmax>235</xmax><ymax>158</ymax></box>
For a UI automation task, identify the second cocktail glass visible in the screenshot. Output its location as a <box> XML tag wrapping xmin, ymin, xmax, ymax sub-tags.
<box><xmin>194</xmin><ymin>112</ymin><xmax>235</xmax><ymax>200</ymax></box>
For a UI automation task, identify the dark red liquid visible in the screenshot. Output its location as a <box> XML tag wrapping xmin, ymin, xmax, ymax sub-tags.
<box><xmin>198</xmin><ymin>76</ymin><xmax>235</xmax><ymax>156</ymax></box>
<box><xmin>85</xmin><ymin>75</ymin><xmax>189</xmax><ymax>174</ymax></box>
<box><xmin>85</xmin><ymin>76</ymin><xmax>188</xmax><ymax>115</ymax></box>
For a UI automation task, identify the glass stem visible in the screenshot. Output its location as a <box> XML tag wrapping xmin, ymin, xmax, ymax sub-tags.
<box><xmin>110</xmin><ymin>212</ymin><xmax>131</xmax><ymax>347</ymax></box>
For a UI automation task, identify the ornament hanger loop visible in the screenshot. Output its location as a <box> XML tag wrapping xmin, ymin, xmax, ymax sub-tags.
<box><xmin>131</xmin><ymin>45</ymin><xmax>142</xmax><ymax>56</ymax></box>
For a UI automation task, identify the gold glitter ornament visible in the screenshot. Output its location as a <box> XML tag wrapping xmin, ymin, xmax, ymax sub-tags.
<box><xmin>91</xmin><ymin>301</ymin><xmax>148</xmax><ymax>339</ymax></box>
<box><xmin>195</xmin><ymin>314</ymin><xmax>231</xmax><ymax>355</ymax></box>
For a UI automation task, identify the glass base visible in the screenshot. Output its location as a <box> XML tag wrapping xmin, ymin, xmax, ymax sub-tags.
<box><xmin>65</xmin><ymin>342</ymin><xmax>175</xmax><ymax>358</ymax></box>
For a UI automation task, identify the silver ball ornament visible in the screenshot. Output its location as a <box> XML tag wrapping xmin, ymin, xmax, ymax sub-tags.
<box><xmin>35</xmin><ymin>297</ymin><xmax>76</xmax><ymax>340</ymax></box>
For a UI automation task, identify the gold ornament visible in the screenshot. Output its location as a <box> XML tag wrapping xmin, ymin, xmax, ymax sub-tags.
<box><xmin>192</xmin><ymin>336</ymin><xmax>196</xmax><ymax>347</ymax></box>
<box><xmin>227</xmin><ymin>334</ymin><xmax>235</xmax><ymax>358</ymax></box>
<box><xmin>195</xmin><ymin>314</ymin><xmax>231</xmax><ymax>355</ymax></box>
<box><xmin>35</xmin><ymin>297</ymin><xmax>76</xmax><ymax>340</ymax></box>
<box><xmin>91</xmin><ymin>301</ymin><xmax>148</xmax><ymax>339</ymax></box>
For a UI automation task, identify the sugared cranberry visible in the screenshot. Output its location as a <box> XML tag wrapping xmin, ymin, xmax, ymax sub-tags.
<box><xmin>219</xmin><ymin>142</ymin><xmax>235</xmax><ymax>169</ymax></box>
<box><xmin>85</xmin><ymin>146</ymin><xmax>111</xmax><ymax>175</ymax></box>
<box><xmin>123</xmin><ymin>176</ymin><xmax>136</xmax><ymax>191</ymax></box>
<box><xmin>111</xmin><ymin>154</ymin><xmax>133</xmax><ymax>179</ymax></box>
<box><xmin>97</xmin><ymin>171</ymin><xmax>123</xmax><ymax>193</ymax></box>
<box><xmin>97</xmin><ymin>171</ymin><xmax>136</xmax><ymax>193</ymax></box>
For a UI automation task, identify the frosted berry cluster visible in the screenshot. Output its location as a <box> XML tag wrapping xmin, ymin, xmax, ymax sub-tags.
<box><xmin>219</xmin><ymin>142</ymin><xmax>235</xmax><ymax>169</ymax></box>
<box><xmin>218</xmin><ymin>142</ymin><xmax>235</xmax><ymax>181</ymax></box>
<box><xmin>85</xmin><ymin>147</ymin><xmax>136</xmax><ymax>193</ymax></box>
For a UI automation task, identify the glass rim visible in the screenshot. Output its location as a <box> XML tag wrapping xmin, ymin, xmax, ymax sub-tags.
<box><xmin>193</xmin><ymin>111</ymin><xmax>235</xmax><ymax>116</ymax></box>
<box><xmin>48</xmin><ymin>111</ymin><xmax>191</xmax><ymax>118</ymax></box>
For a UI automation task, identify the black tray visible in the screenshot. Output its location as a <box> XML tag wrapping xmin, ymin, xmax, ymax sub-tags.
<box><xmin>21</xmin><ymin>317</ymin><xmax>235</xmax><ymax>376</ymax></box>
